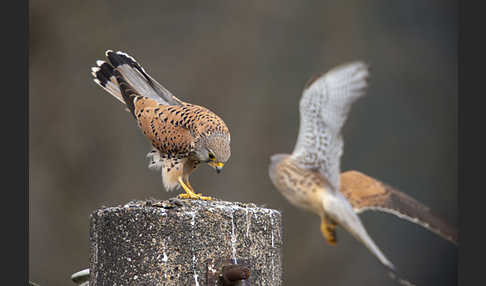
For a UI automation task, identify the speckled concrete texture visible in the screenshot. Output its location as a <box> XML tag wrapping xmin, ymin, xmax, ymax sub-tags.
<box><xmin>89</xmin><ymin>198</ymin><xmax>282</xmax><ymax>285</ymax></box>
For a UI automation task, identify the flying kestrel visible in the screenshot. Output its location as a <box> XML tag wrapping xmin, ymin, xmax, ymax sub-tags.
<box><xmin>269</xmin><ymin>62</ymin><xmax>457</xmax><ymax>270</ymax></box>
<box><xmin>91</xmin><ymin>50</ymin><xmax>230</xmax><ymax>200</ymax></box>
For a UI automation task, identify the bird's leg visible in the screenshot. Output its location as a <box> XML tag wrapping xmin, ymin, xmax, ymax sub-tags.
<box><xmin>320</xmin><ymin>216</ymin><xmax>337</xmax><ymax>245</ymax></box>
<box><xmin>185</xmin><ymin>178</ymin><xmax>212</xmax><ymax>197</ymax></box>
<box><xmin>186</xmin><ymin>178</ymin><xmax>213</xmax><ymax>200</ymax></box>
<box><xmin>185</xmin><ymin>179</ymin><xmax>196</xmax><ymax>193</ymax></box>
<box><xmin>177</xmin><ymin>177</ymin><xmax>212</xmax><ymax>200</ymax></box>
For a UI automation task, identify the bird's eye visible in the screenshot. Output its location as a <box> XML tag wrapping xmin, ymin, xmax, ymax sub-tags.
<box><xmin>208</xmin><ymin>153</ymin><xmax>215</xmax><ymax>160</ymax></box>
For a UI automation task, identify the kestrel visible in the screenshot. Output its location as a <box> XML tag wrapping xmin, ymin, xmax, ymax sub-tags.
<box><xmin>91</xmin><ymin>50</ymin><xmax>230</xmax><ymax>200</ymax></box>
<box><xmin>269</xmin><ymin>62</ymin><xmax>457</xmax><ymax>270</ymax></box>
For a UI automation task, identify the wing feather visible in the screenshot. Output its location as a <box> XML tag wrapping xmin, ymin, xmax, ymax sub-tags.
<box><xmin>291</xmin><ymin>62</ymin><xmax>370</xmax><ymax>190</ymax></box>
<box><xmin>340</xmin><ymin>170</ymin><xmax>458</xmax><ymax>245</ymax></box>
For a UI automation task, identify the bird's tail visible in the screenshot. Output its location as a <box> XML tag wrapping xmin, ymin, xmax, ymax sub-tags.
<box><xmin>91</xmin><ymin>51</ymin><xmax>148</xmax><ymax>116</ymax></box>
<box><xmin>322</xmin><ymin>190</ymin><xmax>395</xmax><ymax>270</ymax></box>
<box><xmin>91</xmin><ymin>59</ymin><xmax>124</xmax><ymax>104</ymax></box>
<box><xmin>91</xmin><ymin>50</ymin><xmax>183</xmax><ymax>107</ymax></box>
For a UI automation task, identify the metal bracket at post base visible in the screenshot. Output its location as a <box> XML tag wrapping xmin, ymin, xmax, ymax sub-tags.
<box><xmin>207</xmin><ymin>258</ymin><xmax>251</xmax><ymax>286</ymax></box>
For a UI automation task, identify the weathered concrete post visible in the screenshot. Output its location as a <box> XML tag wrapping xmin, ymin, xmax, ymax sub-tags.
<box><xmin>89</xmin><ymin>199</ymin><xmax>282</xmax><ymax>285</ymax></box>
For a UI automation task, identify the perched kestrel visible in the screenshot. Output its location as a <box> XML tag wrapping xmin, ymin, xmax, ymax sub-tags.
<box><xmin>91</xmin><ymin>50</ymin><xmax>230</xmax><ymax>200</ymax></box>
<box><xmin>269</xmin><ymin>62</ymin><xmax>457</xmax><ymax>270</ymax></box>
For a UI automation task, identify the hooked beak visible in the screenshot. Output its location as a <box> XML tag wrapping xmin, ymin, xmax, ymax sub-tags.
<box><xmin>209</xmin><ymin>161</ymin><xmax>224</xmax><ymax>174</ymax></box>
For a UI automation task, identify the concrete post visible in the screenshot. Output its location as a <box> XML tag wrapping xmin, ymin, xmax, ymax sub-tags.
<box><xmin>89</xmin><ymin>198</ymin><xmax>282</xmax><ymax>285</ymax></box>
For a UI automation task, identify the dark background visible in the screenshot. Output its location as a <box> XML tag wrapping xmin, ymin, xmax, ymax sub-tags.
<box><xmin>29</xmin><ymin>1</ymin><xmax>457</xmax><ymax>285</ymax></box>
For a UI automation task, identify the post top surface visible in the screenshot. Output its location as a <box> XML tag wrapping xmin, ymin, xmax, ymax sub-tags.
<box><xmin>92</xmin><ymin>198</ymin><xmax>281</xmax><ymax>218</ymax></box>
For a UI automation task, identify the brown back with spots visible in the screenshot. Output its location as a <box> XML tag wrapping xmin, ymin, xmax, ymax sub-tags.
<box><xmin>133</xmin><ymin>96</ymin><xmax>229</xmax><ymax>157</ymax></box>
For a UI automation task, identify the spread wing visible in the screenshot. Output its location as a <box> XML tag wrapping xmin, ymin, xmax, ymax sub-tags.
<box><xmin>291</xmin><ymin>62</ymin><xmax>369</xmax><ymax>190</ymax></box>
<box><xmin>340</xmin><ymin>170</ymin><xmax>458</xmax><ymax>245</ymax></box>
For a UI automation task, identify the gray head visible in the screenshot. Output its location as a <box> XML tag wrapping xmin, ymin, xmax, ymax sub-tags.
<box><xmin>194</xmin><ymin>133</ymin><xmax>231</xmax><ymax>173</ymax></box>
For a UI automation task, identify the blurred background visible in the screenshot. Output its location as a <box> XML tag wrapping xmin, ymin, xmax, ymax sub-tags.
<box><xmin>29</xmin><ymin>1</ymin><xmax>457</xmax><ymax>285</ymax></box>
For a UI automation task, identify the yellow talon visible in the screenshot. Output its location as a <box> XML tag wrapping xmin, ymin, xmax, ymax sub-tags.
<box><xmin>320</xmin><ymin>218</ymin><xmax>337</xmax><ymax>245</ymax></box>
<box><xmin>178</xmin><ymin>193</ymin><xmax>212</xmax><ymax>200</ymax></box>
<box><xmin>177</xmin><ymin>178</ymin><xmax>213</xmax><ymax>200</ymax></box>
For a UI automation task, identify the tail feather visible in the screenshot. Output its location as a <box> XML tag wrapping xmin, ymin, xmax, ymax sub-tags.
<box><xmin>112</xmin><ymin>69</ymin><xmax>139</xmax><ymax>116</ymax></box>
<box><xmin>91</xmin><ymin>50</ymin><xmax>183</xmax><ymax>108</ymax></box>
<box><xmin>105</xmin><ymin>50</ymin><xmax>182</xmax><ymax>106</ymax></box>
<box><xmin>323</xmin><ymin>190</ymin><xmax>395</xmax><ymax>270</ymax></box>
<box><xmin>91</xmin><ymin>61</ymin><xmax>124</xmax><ymax>104</ymax></box>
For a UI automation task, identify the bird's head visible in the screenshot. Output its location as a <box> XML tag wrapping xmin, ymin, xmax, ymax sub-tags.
<box><xmin>195</xmin><ymin>133</ymin><xmax>231</xmax><ymax>173</ymax></box>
